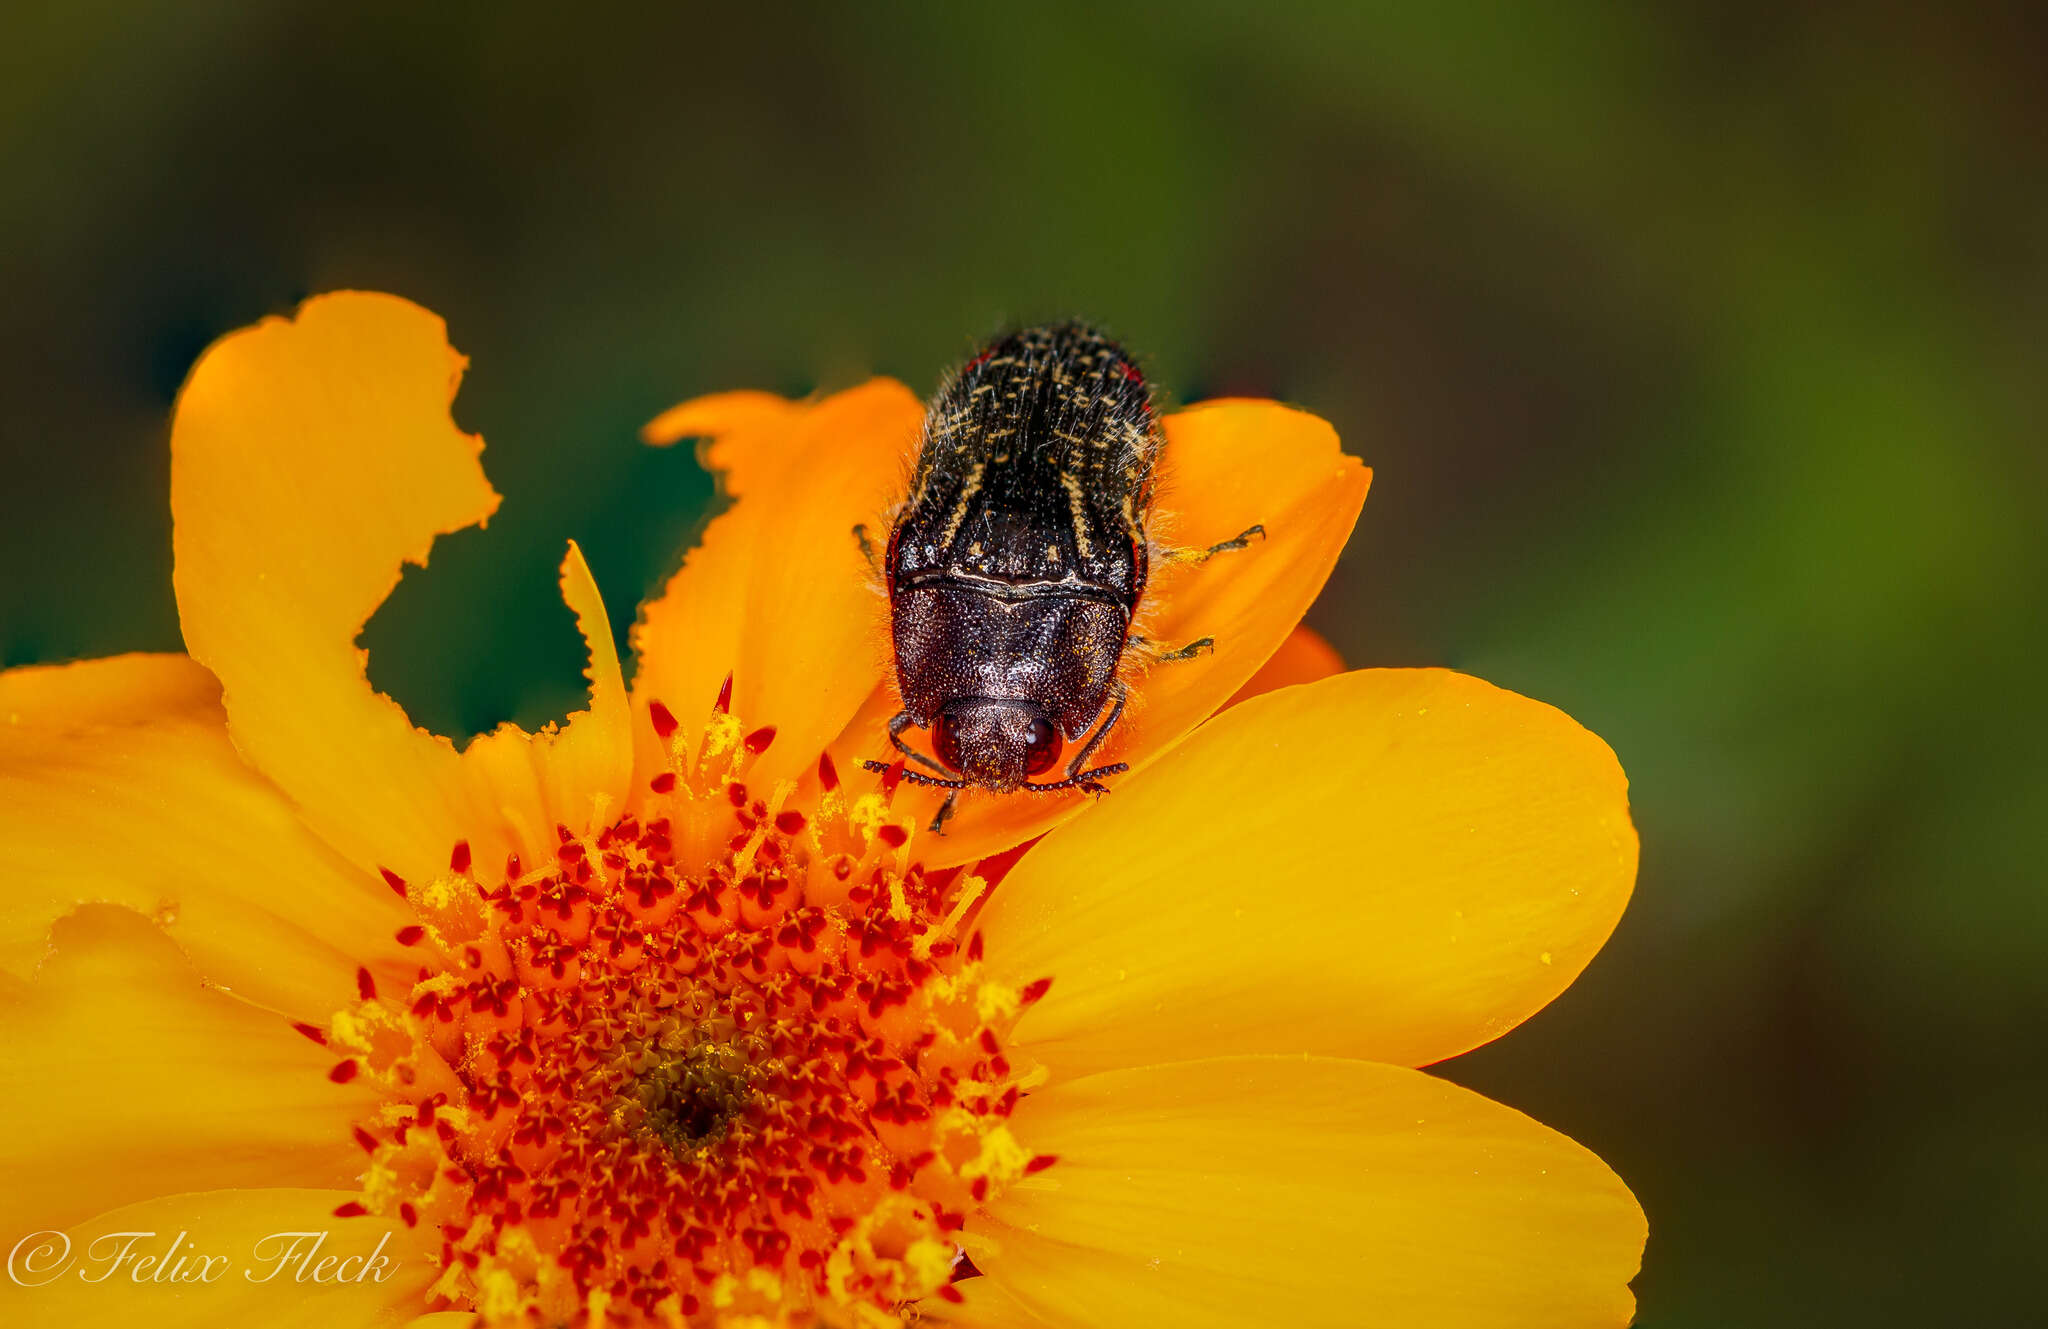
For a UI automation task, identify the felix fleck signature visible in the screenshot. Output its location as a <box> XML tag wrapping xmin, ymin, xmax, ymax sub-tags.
<box><xmin>8</xmin><ymin>1228</ymin><xmax>398</xmax><ymax>1288</ymax></box>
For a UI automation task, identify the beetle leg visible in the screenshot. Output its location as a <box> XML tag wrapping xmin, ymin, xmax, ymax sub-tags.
<box><xmin>852</xmin><ymin>523</ymin><xmax>877</xmax><ymax>569</ymax></box>
<box><xmin>1158</xmin><ymin>523</ymin><xmax>1267</xmax><ymax>566</ymax></box>
<box><xmin>928</xmin><ymin>790</ymin><xmax>960</xmax><ymax>836</ymax></box>
<box><xmin>1128</xmin><ymin>635</ymin><xmax>1215</xmax><ymax>665</ymax></box>
<box><xmin>1063</xmin><ymin>680</ymin><xmax>1127</xmax><ymax>783</ymax></box>
<box><xmin>1154</xmin><ymin>636</ymin><xmax>1214</xmax><ymax>662</ymax></box>
<box><xmin>887</xmin><ymin>710</ymin><xmax>952</xmax><ymax>776</ymax></box>
<box><xmin>1197</xmin><ymin>523</ymin><xmax>1266</xmax><ymax>559</ymax></box>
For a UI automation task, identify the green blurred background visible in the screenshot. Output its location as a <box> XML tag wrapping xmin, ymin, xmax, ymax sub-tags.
<box><xmin>4</xmin><ymin>2</ymin><xmax>2043</xmax><ymax>1323</ymax></box>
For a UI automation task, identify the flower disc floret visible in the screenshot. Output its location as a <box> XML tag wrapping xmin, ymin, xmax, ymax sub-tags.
<box><xmin>320</xmin><ymin>687</ymin><xmax>1052</xmax><ymax>1327</ymax></box>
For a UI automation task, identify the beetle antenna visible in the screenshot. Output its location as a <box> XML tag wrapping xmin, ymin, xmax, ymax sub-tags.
<box><xmin>1023</xmin><ymin>762</ymin><xmax>1129</xmax><ymax>792</ymax></box>
<box><xmin>862</xmin><ymin>759</ymin><xmax>971</xmax><ymax>791</ymax></box>
<box><xmin>899</xmin><ymin>768</ymin><xmax>973</xmax><ymax>790</ymax></box>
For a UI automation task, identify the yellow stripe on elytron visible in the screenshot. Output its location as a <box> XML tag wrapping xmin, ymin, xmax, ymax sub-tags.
<box><xmin>941</xmin><ymin>463</ymin><xmax>986</xmax><ymax>546</ymax></box>
<box><xmin>1061</xmin><ymin>471</ymin><xmax>1095</xmax><ymax>559</ymax></box>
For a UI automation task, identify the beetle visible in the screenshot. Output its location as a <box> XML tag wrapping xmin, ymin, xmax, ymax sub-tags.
<box><xmin>860</xmin><ymin>322</ymin><xmax>1260</xmax><ymax>832</ymax></box>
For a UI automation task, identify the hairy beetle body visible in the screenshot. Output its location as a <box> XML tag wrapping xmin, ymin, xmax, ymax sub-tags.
<box><xmin>874</xmin><ymin>323</ymin><xmax>1159</xmax><ymax>813</ymax></box>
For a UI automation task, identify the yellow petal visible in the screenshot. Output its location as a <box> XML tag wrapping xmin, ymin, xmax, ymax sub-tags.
<box><xmin>0</xmin><ymin>654</ymin><xmax>410</xmax><ymax>1020</ymax></box>
<box><xmin>872</xmin><ymin>399</ymin><xmax>1370</xmax><ymax>866</ymax></box>
<box><xmin>0</xmin><ymin>649</ymin><xmax>221</xmax><ymax>727</ymax></box>
<box><xmin>980</xmin><ymin>1056</ymin><xmax>1644</xmax><ymax>1329</ymax></box>
<box><xmin>920</xmin><ymin>1274</ymin><xmax>1054</xmax><ymax>1327</ymax></box>
<box><xmin>170</xmin><ymin>292</ymin><xmax>495</xmax><ymax>880</ymax></box>
<box><xmin>642</xmin><ymin>389</ymin><xmax>809</xmax><ymax>488</ymax></box>
<box><xmin>10</xmin><ymin>1187</ymin><xmax>437</xmax><ymax>1327</ymax></box>
<box><xmin>978</xmin><ymin>669</ymin><xmax>1637</xmax><ymax>1076</ymax></box>
<box><xmin>459</xmin><ymin>541</ymin><xmax>633</xmax><ymax>846</ymax></box>
<box><xmin>631</xmin><ymin>380</ymin><xmax>920</xmax><ymax>790</ymax></box>
<box><xmin>1225</xmin><ymin>623</ymin><xmax>1344</xmax><ymax>708</ymax></box>
<box><xmin>632</xmin><ymin>392</ymin><xmax>807</xmax><ymax>777</ymax></box>
<box><xmin>170</xmin><ymin>292</ymin><xmax>629</xmax><ymax>883</ymax></box>
<box><xmin>544</xmin><ymin>541</ymin><xmax>632</xmax><ymax>814</ymax></box>
<box><xmin>0</xmin><ymin>906</ymin><xmax>378</xmax><ymax>1235</ymax></box>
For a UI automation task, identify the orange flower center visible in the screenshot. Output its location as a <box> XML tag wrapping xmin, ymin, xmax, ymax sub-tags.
<box><xmin>313</xmin><ymin>689</ymin><xmax>1053</xmax><ymax>1327</ymax></box>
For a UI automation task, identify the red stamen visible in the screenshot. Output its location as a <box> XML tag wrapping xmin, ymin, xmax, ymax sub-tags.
<box><xmin>317</xmin><ymin>730</ymin><xmax>1046</xmax><ymax>1318</ymax></box>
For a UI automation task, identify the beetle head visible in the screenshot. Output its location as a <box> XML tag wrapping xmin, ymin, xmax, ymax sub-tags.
<box><xmin>932</xmin><ymin>699</ymin><xmax>1063</xmax><ymax>792</ymax></box>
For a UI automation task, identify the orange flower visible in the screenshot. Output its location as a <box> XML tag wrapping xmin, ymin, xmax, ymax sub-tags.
<box><xmin>0</xmin><ymin>293</ymin><xmax>1644</xmax><ymax>1327</ymax></box>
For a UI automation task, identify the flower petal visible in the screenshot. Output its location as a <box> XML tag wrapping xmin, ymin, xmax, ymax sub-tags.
<box><xmin>458</xmin><ymin>541</ymin><xmax>634</xmax><ymax>846</ymax></box>
<box><xmin>642</xmin><ymin>389</ymin><xmax>809</xmax><ymax>487</ymax></box>
<box><xmin>921</xmin><ymin>1274</ymin><xmax>1055</xmax><ymax>1328</ymax></box>
<box><xmin>978</xmin><ymin>1056</ymin><xmax>1644</xmax><ymax>1329</ymax></box>
<box><xmin>170</xmin><ymin>292</ymin><xmax>628</xmax><ymax>883</ymax></box>
<box><xmin>979</xmin><ymin>668</ymin><xmax>1637</xmax><ymax>1075</ymax></box>
<box><xmin>0</xmin><ymin>653</ymin><xmax>411</xmax><ymax>1019</ymax></box>
<box><xmin>12</xmin><ymin>1187</ymin><xmax>437</xmax><ymax>1327</ymax></box>
<box><xmin>1225</xmin><ymin>623</ymin><xmax>1344</xmax><ymax>707</ymax></box>
<box><xmin>0</xmin><ymin>905</ymin><xmax>379</xmax><ymax>1235</ymax></box>
<box><xmin>871</xmin><ymin>399</ymin><xmax>1369</xmax><ymax>866</ymax></box>
<box><xmin>0</xmin><ymin>649</ymin><xmax>222</xmax><ymax>727</ymax></box>
<box><xmin>631</xmin><ymin>381</ymin><xmax>920</xmax><ymax>789</ymax></box>
<box><xmin>170</xmin><ymin>292</ymin><xmax>500</xmax><ymax>880</ymax></box>
<box><xmin>545</xmin><ymin>540</ymin><xmax>633</xmax><ymax>822</ymax></box>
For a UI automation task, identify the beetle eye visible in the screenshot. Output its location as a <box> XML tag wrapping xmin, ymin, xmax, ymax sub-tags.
<box><xmin>932</xmin><ymin>713</ymin><xmax>966</xmax><ymax>773</ymax></box>
<box><xmin>1022</xmin><ymin>717</ymin><xmax>1062</xmax><ymax>776</ymax></box>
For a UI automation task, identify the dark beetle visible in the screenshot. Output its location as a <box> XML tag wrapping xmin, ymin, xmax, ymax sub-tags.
<box><xmin>861</xmin><ymin>323</ymin><xmax>1256</xmax><ymax>830</ymax></box>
